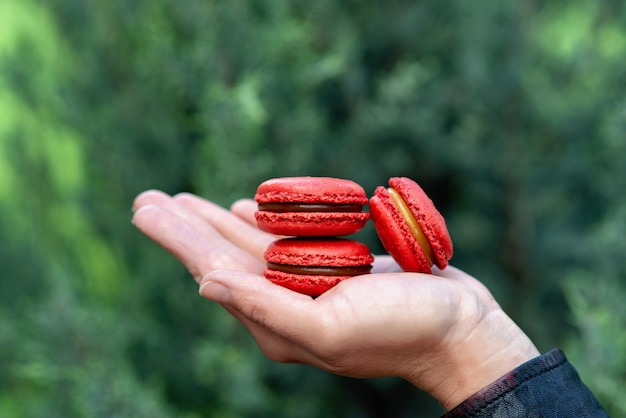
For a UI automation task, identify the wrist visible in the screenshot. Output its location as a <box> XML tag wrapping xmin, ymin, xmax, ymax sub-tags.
<box><xmin>404</xmin><ymin>309</ymin><xmax>539</xmax><ymax>411</ymax></box>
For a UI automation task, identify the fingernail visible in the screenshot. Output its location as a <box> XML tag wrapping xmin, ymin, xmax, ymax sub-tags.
<box><xmin>199</xmin><ymin>280</ymin><xmax>231</xmax><ymax>304</ymax></box>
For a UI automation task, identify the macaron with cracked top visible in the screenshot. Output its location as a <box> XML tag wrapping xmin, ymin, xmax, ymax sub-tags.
<box><xmin>263</xmin><ymin>237</ymin><xmax>374</xmax><ymax>296</ymax></box>
<box><xmin>369</xmin><ymin>177</ymin><xmax>453</xmax><ymax>273</ymax></box>
<box><xmin>255</xmin><ymin>176</ymin><xmax>370</xmax><ymax>237</ymax></box>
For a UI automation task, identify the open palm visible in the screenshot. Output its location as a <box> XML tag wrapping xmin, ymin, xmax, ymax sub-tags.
<box><xmin>132</xmin><ymin>190</ymin><xmax>538</xmax><ymax>410</ymax></box>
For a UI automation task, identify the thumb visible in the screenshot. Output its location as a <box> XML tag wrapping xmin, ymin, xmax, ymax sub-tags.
<box><xmin>198</xmin><ymin>269</ymin><xmax>272</xmax><ymax>304</ymax></box>
<box><xmin>198</xmin><ymin>270</ymin><xmax>318</xmax><ymax>336</ymax></box>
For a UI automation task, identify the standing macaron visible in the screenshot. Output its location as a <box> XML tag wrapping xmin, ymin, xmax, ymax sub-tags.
<box><xmin>369</xmin><ymin>177</ymin><xmax>453</xmax><ymax>273</ymax></box>
<box><xmin>263</xmin><ymin>238</ymin><xmax>374</xmax><ymax>297</ymax></box>
<box><xmin>255</xmin><ymin>177</ymin><xmax>370</xmax><ymax>237</ymax></box>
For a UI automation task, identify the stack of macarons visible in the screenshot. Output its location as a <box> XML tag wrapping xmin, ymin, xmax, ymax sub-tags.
<box><xmin>255</xmin><ymin>177</ymin><xmax>374</xmax><ymax>296</ymax></box>
<box><xmin>255</xmin><ymin>176</ymin><xmax>453</xmax><ymax>296</ymax></box>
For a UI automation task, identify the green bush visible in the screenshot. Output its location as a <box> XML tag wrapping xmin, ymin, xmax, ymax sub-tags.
<box><xmin>2</xmin><ymin>0</ymin><xmax>625</xmax><ymax>416</ymax></box>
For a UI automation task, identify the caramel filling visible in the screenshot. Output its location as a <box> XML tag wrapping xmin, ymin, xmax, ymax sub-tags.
<box><xmin>266</xmin><ymin>262</ymin><xmax>372</xmax><ymax>276</ymax></box>
<box><xmin>258</xmin><ymin>203</ymin><xmax>363</xmax><ymax>213</ymax></box>
<box><xmin>387</xmin><ymin>188</ymin><xmax>434</xmax><ymax>266</ymax></box>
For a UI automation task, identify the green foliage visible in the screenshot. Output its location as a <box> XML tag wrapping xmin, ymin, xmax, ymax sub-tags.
<box><xmin>2</xmin><ymin>0</ymin><xmax>625</xmax><ymax>416</ymax></box>
<box><xmin>563</xmin><ymin>202</ymin><xmax>626</xmax><ymax>416</ymax></box>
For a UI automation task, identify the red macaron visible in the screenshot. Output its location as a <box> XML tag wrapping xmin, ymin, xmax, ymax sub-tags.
<box><xmin>263</xmin><ymin>238</ymin><xmax>374</xmax><ymax>297</ymax></box>
<box><xmin>255</xmin><ymin>177</ymin><xmax>370</xmax><ymax>237</ymax></box>
<box><xmin>369</xmin><ymin>177</ymin><xmax>453</xmax><ymax>273</ymax></box>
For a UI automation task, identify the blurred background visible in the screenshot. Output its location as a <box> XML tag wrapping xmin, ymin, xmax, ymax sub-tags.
<box><xmin>2</xmin><ymin>0</ymin><xmax>625</xmax><ymax>416</ymax></box>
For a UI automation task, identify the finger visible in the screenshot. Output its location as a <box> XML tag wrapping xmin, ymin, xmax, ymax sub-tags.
<box><xmin>134</xmin><ymin>191</ymin><xmax>262</xmax><ymax>265</ymax></box>
<box><xmin>432</xmin><ymin>265</ymin><xmax>497</xmax><ymax>307</ymax></box>
<box><xmin>133</xmin><ymin>189</ymin><xmax>171</xmax><ymax>211</ymax></box>
<box><xmin>133</xmin><ymin>205</ymin><xmax>264</xmax><ymax>281</ymax></box>
<box><xmin>432</xmin><ymin>265</ymin><xmax>484</xmax><ymax>288</ymax></box>
<box><xmin>135</xmin><ymin>191</ymin><xmax>225</xmax><ymax>241</ymax></box>
<box><xmin>371</xmin><ymin>255</ymin><xmax>402</xmax><ymax>273</ymax></box>
<box><xmin>174</xmin><ymin>193</ymin><xmax>275</xmax><ymax>261</ymax></box>
<box><xmin>230</xmin><ymin>198</ymin><xmax>259</xmax><ymax>227</ymax></box>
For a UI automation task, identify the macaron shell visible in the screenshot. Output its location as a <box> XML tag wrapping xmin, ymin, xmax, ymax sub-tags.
<box><xmin>370</xmin><ymin>187</ymin><xmax>432</xmax><ymax>273</ymax></box>
<box><xmin>263</xmin><ymin>269</ymin><xmax>351</xmax><ymax>297</ymax></box>
<box><xmin>264</xmin><ymin>237</ymin><xmax>374</xmax><ymax>266</ymax></box>
<box><xmin>388</xmin><ymin>177</ymin><xmax>453</xmax><ymax>269</ymax></box>
<box><xmin>255</xmin><ymin>177</ymin><xmax>368</xmax><ymax>205</ymax></box>
<box><xmin>255</xmin><ymin>211</ymin><xmax>370</xmax><ymax>236</ymax></box>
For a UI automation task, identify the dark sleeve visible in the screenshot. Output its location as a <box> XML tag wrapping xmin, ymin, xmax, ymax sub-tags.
<box><xmin>442</xmin><ymin>348</ymin><xmax>608</xmax><ymax>418</ymax></box>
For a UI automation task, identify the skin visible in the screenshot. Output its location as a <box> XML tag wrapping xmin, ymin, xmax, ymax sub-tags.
<box><xmin>132</xmin><ymin>190</ymin><xmax>539</xmax><ymax>411</ymax></box>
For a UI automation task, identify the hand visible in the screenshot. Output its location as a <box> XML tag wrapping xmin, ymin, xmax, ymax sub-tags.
<box><xmin>132</xmin><ymin>190</ymin><xmax>539</xmax><ymax>411</ymax></box>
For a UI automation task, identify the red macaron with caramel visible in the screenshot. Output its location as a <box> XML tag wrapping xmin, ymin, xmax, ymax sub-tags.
<box><xmin>369</xmin><ymin>177</ymin><xmax>453</xmax><ymax>273</ymax></box>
